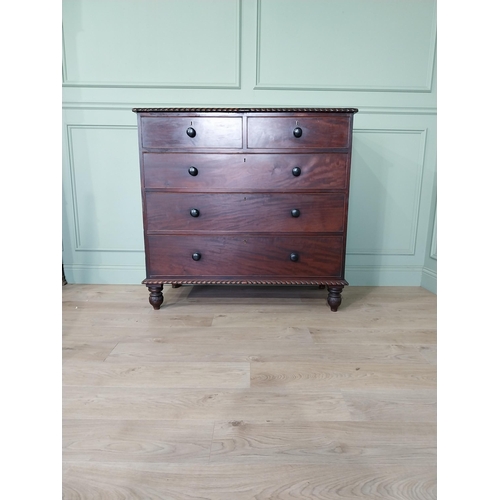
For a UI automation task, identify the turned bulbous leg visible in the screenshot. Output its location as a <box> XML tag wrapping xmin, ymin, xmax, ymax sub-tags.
<box><xmin>147</xmin><ymin>285</ymin><xmax>164</xmax><ymax>310</ymax></box>
<box><xmin>327</xmin><ymin>285</ymin><xmax>344</xmax><ymax>312</ymax></box>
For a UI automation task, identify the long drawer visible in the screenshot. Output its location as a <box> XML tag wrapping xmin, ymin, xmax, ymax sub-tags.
<box><xmin>145</xmin><ymin>192</ymin><xmax>345</xmax><ymax>233</ymax></box>
<box><xmin>147</xmin><ymin>235</ymin><xmax>343</xmax><ymax>278</ymax></box>
<box><xmin>143</xmin><ymin>153</ymin><xmax>348</xmax><ymax>191</ymax></box>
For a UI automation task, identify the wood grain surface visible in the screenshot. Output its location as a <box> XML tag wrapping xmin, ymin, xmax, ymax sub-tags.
<box><xmin>146</xmin><ymin>234</ymin><xmax>343</xmax><ymax>278</ymax></box>
<box><xmin>145</xmin><ymin>192</ymin><xmax>346</xmax><ymax>233</ymax></box>
<box><xmin>142</xmin><ymin>152</ymin><xmax>348</xmax><ymax>191</ymax></box>
<box><xmin>62</xmin><ymin>284</ymin><xmax>436</xmax><ymax>499</ymax></box>
<box><xmin>63</xmin><ymin>463</ymin><xmax>436</xmax><ymax>500</ymax></box>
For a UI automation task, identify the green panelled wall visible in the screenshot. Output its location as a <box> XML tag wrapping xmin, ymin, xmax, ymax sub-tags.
<box><xmin>62</xmin><ymin>0</ymin><xmax>437</xmax><ymax>292</ymax></box>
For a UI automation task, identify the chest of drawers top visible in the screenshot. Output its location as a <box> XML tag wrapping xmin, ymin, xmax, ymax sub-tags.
<box><xmin>133</xmin><ymin>107</ymin><xmax>358</xmax><ymax>152</ymax></box>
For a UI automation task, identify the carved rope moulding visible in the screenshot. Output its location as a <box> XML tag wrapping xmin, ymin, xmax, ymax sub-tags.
<box><xmin>143</xmin><ymin>279</ymin><xmax>349</xmax><ymax>286</ymax></box>
<box><xmin>132</xmin><ymin>107</ymin><xmax>358</xmax><ymax>113</ymax></box>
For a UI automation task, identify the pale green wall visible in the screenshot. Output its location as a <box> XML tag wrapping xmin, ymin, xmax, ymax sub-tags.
<box><xmin>62</xmin><ymin>0</ymin><xmax>437</xmax><ymax>292</ymax></box>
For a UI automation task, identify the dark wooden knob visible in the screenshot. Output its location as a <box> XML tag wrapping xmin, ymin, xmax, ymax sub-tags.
<box><xmin>290</xmin><ymin>252</ymin><xmax>299</xmax><ymax>262</ymax></box>
<box><xmin>291</xmin><ymin>209</ymin><xmax>300</xmax><ymax>218</ymax></box>
<box><xmin>293</xmin><ymin>127</ymin><xmax>302</xmax><ymax>138</ymax></box>
<box><xmin>190</xmin><ymin>208</ymin><xmax>200</xmax><ymax>218</ymax></box>
<box><xmin>188</xmin><ymin>166</ymin><xmax>198</xmax><ymax>176</ymax></box>
<box><xmin>292</xmin><ymin>167</ymin><xmax>301</xmax><ymax>177</ymax></box>
<box><xmin>186</xmin><ymin>127</ymin><xmax>196</xmax><ymax>138</ymax></box>
<box><xmin>192</xmin><ymin>252</ymin><xmax>202</xmax><ymax>261</ymax></box>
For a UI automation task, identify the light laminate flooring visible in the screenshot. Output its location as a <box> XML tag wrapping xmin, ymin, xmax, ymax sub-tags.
<box><xmin>62</xmin><ymin>284</ymin><xmax>437</xmax><ymax>499</ymax></box>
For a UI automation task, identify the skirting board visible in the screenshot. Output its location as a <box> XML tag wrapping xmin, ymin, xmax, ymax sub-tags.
<box><xmin>63</xmin><ymin>265</ymin><xmax>146</xmax><ymax>285</ymax></box>
<box><xmin>345</xmin><ymin>265</ymin><xmax>423</xmax><ymax>287</ymax></box>
<box><xmin>64</xmin><ymin>264</ymin><xmax>433</xmax><ymax>289</ymax></box>
<box><xmin>420</xmin><ymin>266</ymin><xmax>437</xmax><ymax>294</ymax></box>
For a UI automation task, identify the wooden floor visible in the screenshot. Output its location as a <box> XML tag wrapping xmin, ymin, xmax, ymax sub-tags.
<box><xmin>62</xmin><ymin>284</ymin><xmax>437</xmax><ymax>500</ymax></box>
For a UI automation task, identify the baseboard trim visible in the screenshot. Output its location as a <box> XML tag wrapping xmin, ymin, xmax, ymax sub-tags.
<box><xmin>64</xmin><ymin>264</ymin><xmax>436</xmax><ymax>289</ymax></box>
<box><xmin>63</xmin><ymin>265</ymin><xmax>146</xmax><ymax>285</ymax></box>
<box><xmin>345</xmin><ymin>265</ymin><xmax>423</xmax><ymax>286</ymax></box>
<box><xmin>420</xmin><ymin>267</ymin><xmax>437</xmax><ymax>294</ymax></box>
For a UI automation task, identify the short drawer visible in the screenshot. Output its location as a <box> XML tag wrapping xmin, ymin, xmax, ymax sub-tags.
<box><xmin>247</xmin><ymin>115</ymin><xmax>350</xmax><ymax>149</ymax></box>
<box><xmin>145</xmin><ymin>192</ymin><xmax>346</xmax><ymax>233</ymax></box>
<box><xmin>147</xmin><ymin>235</ymin><xmax>343</xmax><ymax>278</ymax></box>
<box><xmin>141</xmin><ymin>116</ymin><xmax>243</xmax><ymax>149</ymax></box>
<box><xmin>143</xmin><ymin>153</ymin><xmax>348</xmax><ymax>191</ymax></box>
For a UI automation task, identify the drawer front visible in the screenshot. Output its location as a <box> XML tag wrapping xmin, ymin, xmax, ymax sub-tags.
<box><xmin>147</xmin><ymin>235</ymin><xmax>343</xmax><ymax>278</ymax></box>
<box><xmin>145</xmin><ymin>193</ymin><xmax>345</xmax><ymax>233</ymax></box>
<box><xmin>141</xmin><ymin>116</ymin><xmax>243</xmax><ymax>149</ymax></box>
<box><xmin>143</xmin><ymin>153</ymin><xmax>348</xmax><ymax>191</ymax></box>
<box><xmin>247</xmin><ymin>116</ymin><xmax>350</xmax><ymax>149</ymax></box>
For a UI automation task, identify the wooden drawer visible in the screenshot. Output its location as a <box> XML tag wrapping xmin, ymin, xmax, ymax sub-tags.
<box><xmin>145</xmin><ymin>192</ymin><xmax>346</xmax><ymax>233</ymax></box>
<box><xmin>147</xmin><ymin>235</ymin><xmax>343</xmax><ymax>278</ymax></box>
<box><xmin>247</xmin><ymin>115</ymin><xmax>350</xmax><ymax>149</ymax></box>
<box><xmin>143</xmin><ymin>153</ymin><xmax>348</xmax><ymax>191</ymax></box>
<box><xmin>141</xmin><ymin>116</ymin><xmax>243</xmax><ymax>149</ymax></box>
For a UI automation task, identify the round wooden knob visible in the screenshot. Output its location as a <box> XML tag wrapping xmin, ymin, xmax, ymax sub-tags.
<box><xmin>292</xmin><ymin>167</ymin><xmax>301</xmax><ymax>177</ymax></box>
<box><xmin>293</xmin><ymin>127</ymin><xmax>302</xmax><ymax>138</ymax></box>
<box><xmin>290</xmin><ymin>252</ymin><xmax>299</xmax><ymax>262</ymax></box>
<box><xmin>192</xmin><ymin>252</ymin><xmax>202</xmax><ymax>261</ymax></box>
<box><xmin>186</xmin><ymin>127</ymin><xmax>196</xmax><ymax>138</ymax></box>
<box><xmin>291</xmin><ymin>209</ymin><xmax>300</xmax><ymax>218</ymax></box>
<box><xmin>188</xmin><ymin>166</ymin><xmax>198</xmax><ymax>176</ymax></box>
<box><xmin>190</xmin><ymin>208</ymin><xmax>200</xmax><ymax>217</ymax></box>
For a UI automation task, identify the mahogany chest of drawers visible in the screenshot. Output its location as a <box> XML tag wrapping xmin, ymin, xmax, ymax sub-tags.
<box><xmin>133</xmin><ymin>107</ymin><xmax>357</xmax><ymax>311</ymax></box>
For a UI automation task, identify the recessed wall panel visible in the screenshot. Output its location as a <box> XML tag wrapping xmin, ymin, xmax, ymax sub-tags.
<box><xmin>347</xmin><ymin>129</ymin><xmax>426</xmax><ymax>255</ymax></box>
<box><xmin>256</xmin><ymin>0</ymin><xmax>436</xmax><ymax>91</ymax></box>
<box><xmin>62</xmin><ymin>0</ymin><xmax>241</xmax><ymax>88</ymax></box>
<box><xmin>67</xmin><ymin>126</ymin><xmax>144</xmax><ymax>252</ymax></box>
